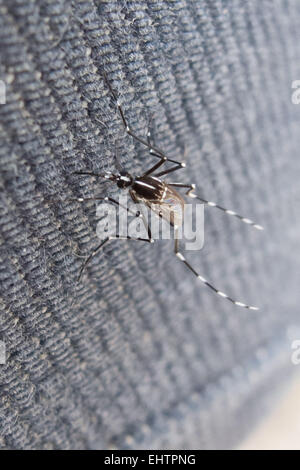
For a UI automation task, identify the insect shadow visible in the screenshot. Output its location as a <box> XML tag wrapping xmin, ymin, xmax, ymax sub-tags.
<box><xmin>72</xmin><ymin>74</ymin><xmax>263</xmax><ymax>310</ymax></box>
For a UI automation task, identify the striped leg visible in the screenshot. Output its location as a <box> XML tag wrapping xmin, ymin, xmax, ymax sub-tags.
<box><xmin>130</xmin><ymin>190</ymin><xmax>153</xmax><ymax>241</ymax></box>
<box><xmin>103</xmin><ymin>73</ymin><xmax>185</xmax><ymax>166</ymax></box>
<box><xmin>69</xmin><ymin>195</ymin><xmax>143</xmax><ymax>219</ymax></box>
<box><xmin>169</xmin><ymin>183</ymin><xmax>264</xmax><ymax>231</ymax></box>
<box><xmin>78</xmin><ymin>234</ymin><xmax>154</xmax><ymax>282</ymax></box>
<box><xmin>174</xmin><ymin>231</ymin><xmax>259</xmax><ymax>310</ymax></box>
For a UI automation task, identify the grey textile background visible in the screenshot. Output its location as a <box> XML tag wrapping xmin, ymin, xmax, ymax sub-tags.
<box><xmin>0</xmin><ymin>0</ymin><xmax>300</xmax><ymax>450</ymax></box>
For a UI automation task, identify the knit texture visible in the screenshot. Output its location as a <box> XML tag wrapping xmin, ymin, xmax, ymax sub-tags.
<box><xmin>0</xmin><ymin>0</ymin><xmax>300</xmax><ymax>449</ymax></box>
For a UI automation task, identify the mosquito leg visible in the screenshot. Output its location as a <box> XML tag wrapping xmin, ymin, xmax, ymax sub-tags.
<box><xmin>72</xmin><ymin>171</ymin><xmax>108</xmax><ymax>177</ymax></box>
<box><xmin>70</xmin><ymin>196</ymin><xmax>142</xmax><ymax>218</ymax></box>
<box><xmin>142</xmin><ymin>118</ymin><xmax>170</xmax><ymax>176</ymax></box>
<box><xmin>103</xmin><ymin>73</ymin><xmax>184</xmax><ymax>166</ymax></box>
<box><xmin>143</xmin><ymin>123</ymin><xmax>186</xmax><ymax>176</ymax></box>
<box><xmin>104</xmin><ymin>74</ymin><xmax>162</xmax><ymax>153</ymax></box>
<box><xmin>143</xmin><ymin>156</ymin><xmax>186</xmax><ymax>177</ymax></box>
<box><xmin>170</xmin><ymin>183</ymin><xmax>264</xmax><ymax>231</ymax></box>
<box><xmin>142</xmin><ymin>156</ymin><xmax>168</xmax><ymax>177</ymax></box>
<box><xmin>114</xmin><ymin>141</ymin><xmax>123</xmax><ymax>172</ymax></box>
<box><xmin>168</xmin><ymin>183</ymin><xmax>194</xmax><ymax>189</ymax></box>
<box><xmin>78</xmin><ymin>234</ymin><xmax>154</xmax><ymax>282</ymax></box>
<box><xmin>173</xmin><ymin>229</ymin><xmax>259</xmax><ymax>310</ymax></box>
<box><xmin>145</xmin><ymin>116</ymin><xmax>168</xmax><ymax>160</ymax></box>
<box><xmin>146</xmin><ymin>114</ymin><xmax>155</xmax><ymax>148</ymax></box>
<box><xmin>154</xmin><ymin>163</ymin><xmax>186</xmax><ymax>178</ymax></box>
<box><xmin>130</xmin><ymin>190</ymin><xmax>152</xmax><ymax>241</ymax></box>
<box><xmin>184</xmin><ymin>185</ymin><xmax>264</xmax><ymax>230</ymax></box>
<box><xmin>146</xmin><ymin>119</ymin><xmax>188</xmax><ymax>173</ymax></box>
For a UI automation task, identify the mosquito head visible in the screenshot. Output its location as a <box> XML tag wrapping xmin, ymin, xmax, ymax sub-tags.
<box><xmin>116</xmin><ymin>171</ymin><xmax>133</xmax><ymax>189</ymax></box>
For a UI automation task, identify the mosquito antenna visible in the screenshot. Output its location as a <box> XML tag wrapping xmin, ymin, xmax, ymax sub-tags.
<box><xmin>187</xmin><ymin>186</ymin><xmax>264</xmax><ymax>231</ymax></box>
<box><xmin>72</xmin><ymin>171</ymin><xmax>116</xmax><ymax>182</ymax></box>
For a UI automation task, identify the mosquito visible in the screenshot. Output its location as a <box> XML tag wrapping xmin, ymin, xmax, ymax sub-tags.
<box><xmin>72</xmin><ymin>74</ymin><xmax>263</xmax><ymax>310</ymax></box>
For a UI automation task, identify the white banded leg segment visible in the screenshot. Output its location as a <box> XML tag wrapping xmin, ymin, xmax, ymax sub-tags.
<box><xmin>78</xmin><ymin>234</ymin><xmax>153</xmax><ymax>282</ymax></box>
<box><xmin>175</xmin><ymin>248</ymin><xmax>259</xmax><ymax>310</ymax></box>
<box><xmin>187</xmin><ymin>189</ymin><xmax>264</xmax><ymax>231</ymax></box>
<box><xmin>72</xmin><ymin>196</ymin><xmax>143</xmax><ymax>219</ymax></box>
<box><xmin>103</xmin><ymin>74</ymin><xmax>182</xmax><ymax>165</ymax></box>
<box><xmin>197</xmin><ymin>275</ymin><xmax>259</xmax><ymax>310</ymax></box>
<box><xmin>176</xmin><ymin>252</ymin><xmax>186</xmax><ymax>262</ymax></box>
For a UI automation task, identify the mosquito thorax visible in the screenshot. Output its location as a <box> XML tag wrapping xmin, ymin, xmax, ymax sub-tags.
<box><xmin>116</xmin><ymin>172</ymin><xmax>133</xmax><ymax>189</ymax></box>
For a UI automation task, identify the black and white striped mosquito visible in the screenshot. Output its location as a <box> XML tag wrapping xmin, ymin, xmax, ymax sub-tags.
<box><xmin>73</xmin><ymin>75</ymin><xmax>263</xmax><ymax>310</ymax></box>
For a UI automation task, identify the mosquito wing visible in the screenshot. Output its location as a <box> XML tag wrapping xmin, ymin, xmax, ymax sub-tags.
<box><xmin>133</xmin><ymin>184</ymin><xmax>185</xmax><ymax>227</ymax></box>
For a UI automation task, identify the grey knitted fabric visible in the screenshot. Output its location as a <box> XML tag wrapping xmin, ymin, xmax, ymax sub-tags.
<box><xmin>0</xmin><ymin>0</ymin><xmax>300</xmax><ymax>450</ymax></box>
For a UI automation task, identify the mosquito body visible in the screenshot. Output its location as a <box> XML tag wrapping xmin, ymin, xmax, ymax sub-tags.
<box><xmin>73</xmin><ymin>75</ymin><xmax>263</xmax><ymax>310</ymax></box>
<box><xmin>132</xmin><ymin>175</ymin><xmax>185</xmax><ymax>228</ymax></box>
